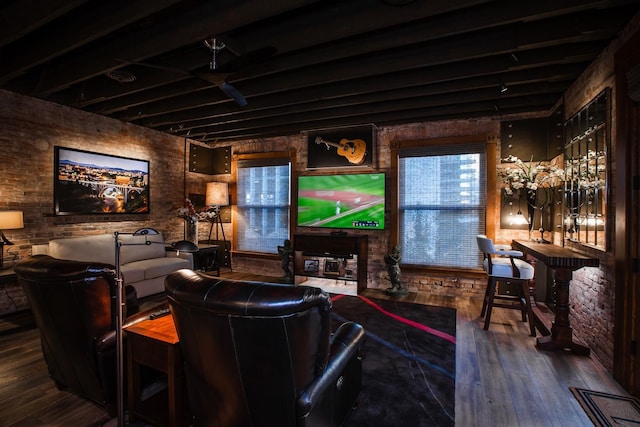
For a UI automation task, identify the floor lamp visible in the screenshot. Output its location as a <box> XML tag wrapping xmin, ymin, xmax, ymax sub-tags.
<box><xmin>205</xmin><ymin>182</ymin><xmax>231</xmax><ymax>271</ymax></box>
<box><xmin>0</xmin><ymin>210</ymin><xmax>24</xmax><ymax>270</ymax></box>
<box><xmin>113</xmin><ymin>228</ymin><xmax>162</xmax><ymax>427</ymax></box>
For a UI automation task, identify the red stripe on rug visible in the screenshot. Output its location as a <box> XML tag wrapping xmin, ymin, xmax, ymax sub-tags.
<box><xmin>351</xmin><ymin>295</ymin><xmax>456</xmax><ymax>344</ymax></box>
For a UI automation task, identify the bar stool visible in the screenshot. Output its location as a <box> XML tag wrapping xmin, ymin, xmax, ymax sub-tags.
<box><xmin>476</xmin><ymin>235</ymin><xmax>536</xmax><ymax>336</ymax></box>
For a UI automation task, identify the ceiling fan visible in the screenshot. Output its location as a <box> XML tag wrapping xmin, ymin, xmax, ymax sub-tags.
<box><xmin>194</xmin><ymin>38</ymin><xmax>276</xmax><ymax>106</ymax></box>
<box><xmin>116</xmin><ymin>37</ymin><xmax>276</xmax><ymax>106</ymax></box>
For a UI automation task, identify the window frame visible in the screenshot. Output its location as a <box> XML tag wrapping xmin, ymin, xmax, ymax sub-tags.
<box><xmin>232</xmin><ymin>151</ymin><xmax>295</xmax><ymax>256</ymax></box>
<box><xmin>389</xmin><ymin>136</ymin><xmax>496</xmax><ymax>272</ymax></box>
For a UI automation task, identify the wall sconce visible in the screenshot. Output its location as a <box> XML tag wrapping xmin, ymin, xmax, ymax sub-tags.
<box><xmin>0</xmin><ymin>210</ymin><xmax>24</xmax><ymax>269</ymax></box>
<box><xmin>510</xmin><ymin>209</ymin><xmax>530</xmax><ymax>226</ymax></box>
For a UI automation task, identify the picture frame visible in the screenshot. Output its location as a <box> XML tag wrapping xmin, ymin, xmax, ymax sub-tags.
<box><xmin>304</xmin><ymin>124</ymin><xmax>376</xmax><ymax>169</ymax></box>
<box><xmin>54</xmin><ymin>146</ymin><xmax>150</xmax><ymax>215</ymax></box>
<box><xmin>304</xmin><ymin>259</ymin><xmax>319</xmax><ymax>273</ymax></box>
<box><xmin>324</xmin><ymin>259</ymin><xmax>340</xmax><ymax>276</ymax></box>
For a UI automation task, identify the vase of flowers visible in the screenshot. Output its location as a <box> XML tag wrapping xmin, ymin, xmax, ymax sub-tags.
<box><xmin>175</xmin><ymin>198</ymin><xmax>200</xmax><ymax>244</ymax></box>
<box><xmin>499</xmin><ymin>155</ymin><xmax>564</xmax><ymax>240</ymax></box>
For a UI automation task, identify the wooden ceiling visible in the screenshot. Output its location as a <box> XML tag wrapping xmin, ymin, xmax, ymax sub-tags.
<box><xmin>1</xmin><ymin>0</ymin><xmax>639</xmax><ymax>142</ymax></box>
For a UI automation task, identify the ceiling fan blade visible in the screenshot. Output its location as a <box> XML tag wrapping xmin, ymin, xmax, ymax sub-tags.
<box><xmin>219</xmin><ymin>81</ymin><xmax>247</xmax><ymax>106</ymax></box>
<box><xmin>194</xmin><ymin>72</ymin><xmax>247</xmax><ymax>106</ymax></box>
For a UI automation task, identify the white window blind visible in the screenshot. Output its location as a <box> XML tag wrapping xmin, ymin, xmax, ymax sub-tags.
<box><xmin>236</xmin><ymin>158</ymin><xmax>290</xmax><ymax>254</ymax></box>
<box><xmin>399</xmin><ymin>143</ymin><xmax>486</xmax><ymax>269</ymax></box>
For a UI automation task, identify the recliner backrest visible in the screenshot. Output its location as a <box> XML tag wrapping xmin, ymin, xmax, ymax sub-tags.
<box><xmin>14</xmin><ymin>254</ymin><xmax>119</xmax><ymax>408</ymax></box>
<box><xmin>165</xmin><ymin>269</ymin><xmax>333</xmax><ymax>427</ymax></box>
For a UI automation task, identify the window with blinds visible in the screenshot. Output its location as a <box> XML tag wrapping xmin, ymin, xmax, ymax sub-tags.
<box><xmin>399</xmin><ymin>143</ymin><xmax>486</xmax><ymax>269</ymax></box>
<box><xmin>236</xmin><ymin>158</ymin><xmax>290</xmax><ymax>254</ymax></box>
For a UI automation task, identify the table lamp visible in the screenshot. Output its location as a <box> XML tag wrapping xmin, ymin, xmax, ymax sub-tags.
<box><xmin>205</xmin><ymin>182</ymin><xmax>228</xmax><ymax>240</ymax></box>
<box><xmin>205</xmin><ymin>182</ymin><xmax>230</xmax><ymax>271</ymax></box>
<box><xmin>0</xmin><ymin>210</ymin><xmax>24</xmax><ymax>269</ymax></box>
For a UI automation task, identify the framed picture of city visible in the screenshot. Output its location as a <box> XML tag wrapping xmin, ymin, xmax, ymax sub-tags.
<box><xmin>54</xmin><ymin>146</ymin><xmax>150</xmax><ymax>215</ymax></box>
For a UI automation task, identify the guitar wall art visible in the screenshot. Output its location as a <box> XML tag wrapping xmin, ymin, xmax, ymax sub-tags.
<box><xmin>306</xmin><ymin>126</ymin><xmax>376</xmax><ymax>169</ymax></box>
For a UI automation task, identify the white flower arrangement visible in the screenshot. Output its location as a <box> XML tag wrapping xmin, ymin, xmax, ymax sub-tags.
<box><xmin>175</xmin><ymin>198</ymin><xmax>219</xmax><ymax>223</ymax></box>
<box><xmin>499</xmin><ymin>155</ymin><xmax>565</xmax><ymax>197</ymax></box>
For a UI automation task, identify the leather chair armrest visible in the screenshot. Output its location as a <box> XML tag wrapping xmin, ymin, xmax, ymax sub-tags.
<box><xmin>296</xmin><ymin>321</ymin><xmax>365</xmax><ymax>418</ymax></box>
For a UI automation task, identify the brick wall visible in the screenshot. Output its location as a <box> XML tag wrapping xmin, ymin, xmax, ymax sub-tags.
<box><xmin>0</xmin><ymin>89</ymin><xmax>215</xmax><ymax>264</ymax></box>
<box><xmin>216</xmin><ymin>118</ymin><xmax>503</xmax><ymax>294</ymax></box>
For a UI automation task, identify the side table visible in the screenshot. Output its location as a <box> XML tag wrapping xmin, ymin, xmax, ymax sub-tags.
<box><xmin>0</xmin><ymin>268</ymin><xmax>29</xmax><ymax>315</ymax></box>
<box><xmin>124</xmin><ymin>313</ymin><xmax>190</xmax><ymax>427</ymax></box>
<box><xmin>194</xmin><ymin>244</ymin><xmax>220</xmax><ymax>275</ymax></box>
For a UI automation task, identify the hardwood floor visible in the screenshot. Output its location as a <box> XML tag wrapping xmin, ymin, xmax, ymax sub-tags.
<box><xmin>0</xmin><ymin>271</ymin><xmax>629</xmax><ymax>426</ymax></box>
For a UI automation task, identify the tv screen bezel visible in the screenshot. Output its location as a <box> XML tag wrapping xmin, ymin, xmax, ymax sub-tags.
<box><xmin>54</xmin><ymin>146</ymin><xmax>150</xmax><ymax>216</ymax></box>
<box><xmin>296</xmin><ymin>171</ymin><xmax>386</xmax><ymax>231</ymax></box>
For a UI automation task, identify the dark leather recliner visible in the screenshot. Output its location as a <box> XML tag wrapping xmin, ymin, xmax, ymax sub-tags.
<box><xmin>14</xmin><ymin>254</ymin><xmax>155</xmax><ymax>414</ymax></box>
<box><xmin>165</xmin><ymin>269</ymin><xmax>366</xmax><ymax>427</ymax></box>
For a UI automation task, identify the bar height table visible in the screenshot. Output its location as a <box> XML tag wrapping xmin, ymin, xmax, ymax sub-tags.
<box><xmin>511</xmin><ymin>240</ymin><xmax>599</xmax><ymax>356</ymax></box>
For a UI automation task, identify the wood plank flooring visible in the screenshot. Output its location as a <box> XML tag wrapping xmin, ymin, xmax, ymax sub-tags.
<box><xmin>0</xmin><ymin>271</ymin><xmax>629</xmax><ymax>426</ymax></box>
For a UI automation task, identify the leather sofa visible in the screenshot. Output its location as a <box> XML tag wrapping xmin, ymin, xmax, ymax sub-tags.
<box><xmin>32</xmin><ymin>232</ymin><xmax>191</xmax><ymax>298</ymax></box>
<box><xmin>14</xmin><ymin>254</ymin><xmax>166</xmax><ymax>414</ymax></box>
<box><xmin>165</xmin><ymin>269</ymin><xmax>366</xmax><ymax>427</ymax></box>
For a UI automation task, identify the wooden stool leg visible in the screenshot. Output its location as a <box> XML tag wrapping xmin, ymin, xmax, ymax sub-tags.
<box><xmin>520</xmin><ymin>280</ymin><xmax>536</xmax><ymax>337</ymax></box>
<box><xmin>517</xmin><ymin>281</ymin><xmax>527</xmax><ymax>322</ymax></box>
<box><xmin>481</xmin><ymin>277</ymin><xmax>492</xmax><ymax>318</ymax></box>
<box><xmin>483</xmin><ymin>278</ymin><xmax>497</xmax><ymax>330</ymax></box>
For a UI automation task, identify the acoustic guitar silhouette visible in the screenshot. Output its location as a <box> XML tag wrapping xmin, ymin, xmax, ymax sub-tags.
<box><xmin>315</xmin><ymin>137</ymin><xmax>367</xmax><ymax>165</ymax></box>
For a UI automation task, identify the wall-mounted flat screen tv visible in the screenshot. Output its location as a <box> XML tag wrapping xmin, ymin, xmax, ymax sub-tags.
<box><xmin>54</xmin><ymin>146</ymin><xmax>150</xmax><ymax>215</ymax></box>
<box><xmin>297</xmin><ymin>172</ymin><xmax>385</xmax><ymax>230</ymax></box>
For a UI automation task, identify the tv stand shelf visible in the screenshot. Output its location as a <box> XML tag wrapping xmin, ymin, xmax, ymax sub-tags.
<box><xmin>293</xmin><ymin>234</ymin><xmax>368</xmax><ymax>294</ymax></box>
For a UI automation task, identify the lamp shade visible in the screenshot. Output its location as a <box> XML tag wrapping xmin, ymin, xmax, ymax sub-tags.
<box><xmin>206</xmin><ymin>182</ymin><xmax>229</xmax><ymax>206</ymax></box>
<box><xmin>172</xmin><ymin>240</ymin><xmax>199</xmax><ymax>252</ymax></box>
<box><xmin>0</xmin><ymin>211</ymin><xmax>24</xmax><ymax>229</ymax></box>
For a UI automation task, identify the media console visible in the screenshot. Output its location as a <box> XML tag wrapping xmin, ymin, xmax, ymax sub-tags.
<box><xmin>293</xmin><ymin>234</ymin><xmax>368</xmax><ymax>294</ymax></box>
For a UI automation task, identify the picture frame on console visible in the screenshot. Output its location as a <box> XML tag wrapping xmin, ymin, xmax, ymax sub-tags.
<box><xmin>324</xmin><ymin>259</ymin><xmax>340</xmax><ymax>276</ymax></box>
<box><xmin>304</xmin><ymin>259</ymin><xmax>319</xmax><ymax>273</ymax></box>
<box><xmin>54</xmin><ymin>146</ymin><xmax>150</xmax><ymax>215</ymax></box>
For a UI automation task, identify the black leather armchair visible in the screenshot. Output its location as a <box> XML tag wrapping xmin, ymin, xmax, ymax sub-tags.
<box><xmin>165</xmin><ymin>269</ymin><xmax>366</xmax><ymax>427</ymax></box>
<box><xmin>14</xmin><ymin>254</ymin><xmax>156</xmax><ymax>414</ymax></box>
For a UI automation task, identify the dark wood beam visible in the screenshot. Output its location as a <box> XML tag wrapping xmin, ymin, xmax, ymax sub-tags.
<box><xmin>0</xmin><ymin>0</ymin><xmax>184</xmax><ymax>84</ymax></box>
<box><xmin>0</xmin><ymin>0</ymin><xmax>89</xmax><ymax>48</ymax></box>
<box><xmin>111</xmin><ymin>41</ymin><xmax>603</xmax><ymax>122</ymax></box>
<box><xmin>14</xmin><ymin>0</ymin><xmax>323</xmax><ymax>95</ymax></box>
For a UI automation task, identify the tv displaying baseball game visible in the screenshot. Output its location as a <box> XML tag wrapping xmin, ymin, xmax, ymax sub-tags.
<box><xmin>297</xmin><ymin>172</ymin><xmax>385</xmax><ymax>230</ymax></box>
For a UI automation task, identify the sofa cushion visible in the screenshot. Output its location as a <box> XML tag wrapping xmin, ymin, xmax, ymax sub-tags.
<box><xmin>119</xmin><ymin>264</ymin><xmax>145</xmax><ymax>284</ymax></box>
<box><xmin>48</xmin><ymin>234</ymin><xmax>115</xmax><ymax>265</ymax></box>
<box><xmin>123</xmin><ymin>257</ymin><xmax>190</xmax><ymax>282</ymax></box>
<box><xmin>118</xmin><ymin>233</ymin><xmax>166</xmax><ymax>265</ymax></box>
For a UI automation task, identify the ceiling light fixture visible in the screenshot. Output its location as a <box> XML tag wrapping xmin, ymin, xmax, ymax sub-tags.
<box><xmin>499</xmin><ymin>81</ymin><xmax>509</xmax><ymax>93</ymax></box>
<box><xmin>105</xmin><ymin>70</ymin><xmax>136</xmax><ymax>83</ymax></box>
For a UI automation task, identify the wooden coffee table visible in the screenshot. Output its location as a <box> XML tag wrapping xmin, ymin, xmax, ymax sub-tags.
<box><xmin>124</xmin><ymin>312</ymin><xmax>189</xmax><ymax>427</ymax></box>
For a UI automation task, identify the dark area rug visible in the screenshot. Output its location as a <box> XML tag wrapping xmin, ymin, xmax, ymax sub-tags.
<box><xmin>331</xmin><ymin>294</ymin><xmax>456</xmax><ymax>427</ymax></box>
<box><xmin>570</xmin><ymin>387</ymin><xmax>640</xmax><ymax>426</ymax></box>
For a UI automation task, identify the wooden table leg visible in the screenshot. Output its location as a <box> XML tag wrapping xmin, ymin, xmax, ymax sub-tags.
<box><xmin>527</xmin><ymin>257</ymin><xmax>537</xmax><ymax>308</ymax></box>
<box><xmin>535</xmin><ymin>267</ymin><xmax>590</xmax><ymax>355</ymax></box>
<box><xmin>167</xmin><ymin>345</ymin><xmax>184</xmax><ymax>427</ymax></box>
